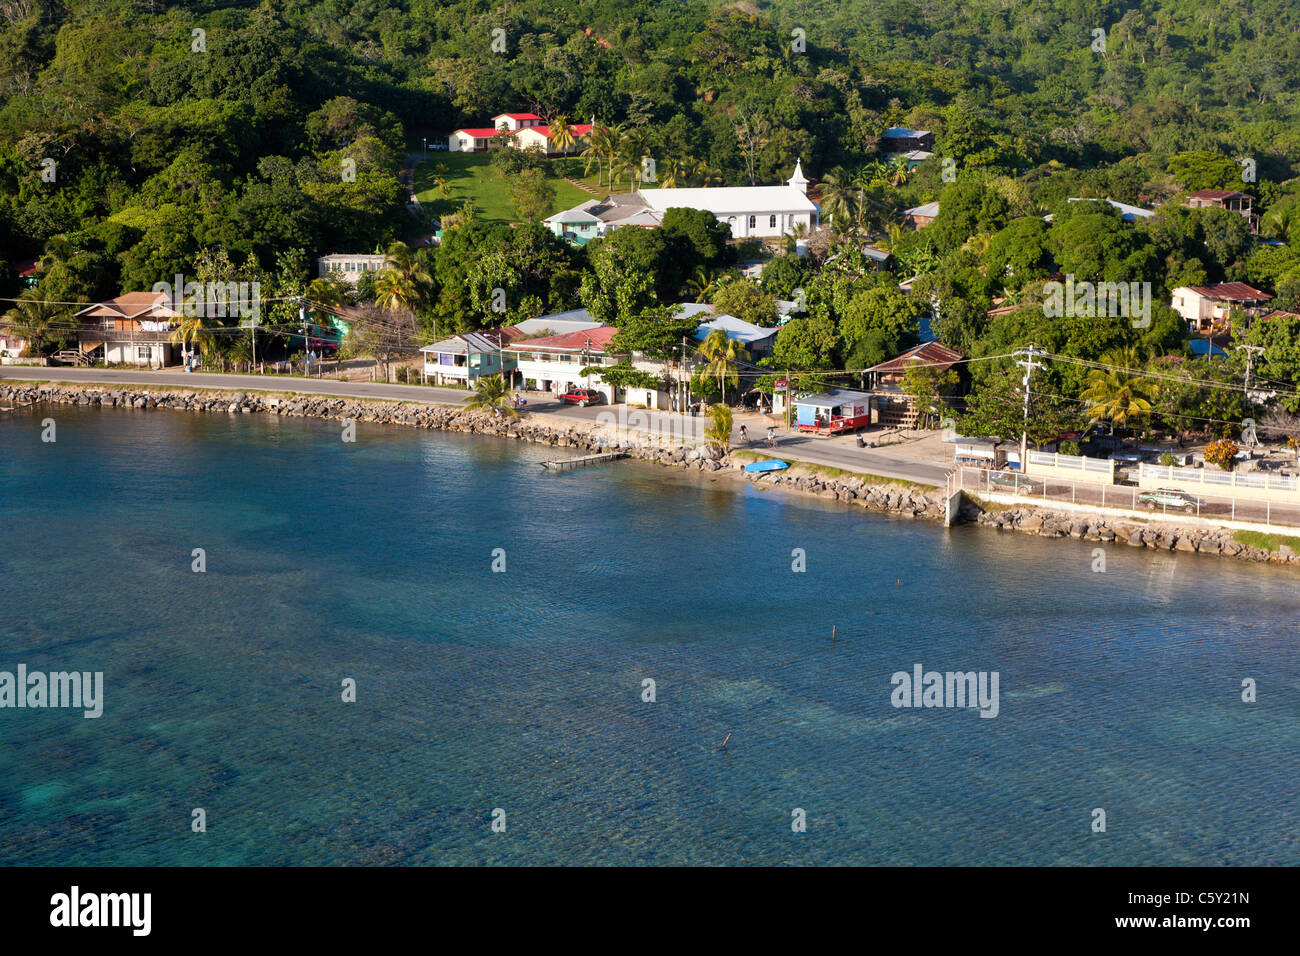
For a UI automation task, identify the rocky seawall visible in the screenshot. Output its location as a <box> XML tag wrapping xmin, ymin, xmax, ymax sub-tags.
<box><xmin>5</xmin><ymin>382</ymin><xmax>1296</xmax><ymax>567</ymax></box>
<box><xmin>973</xmin><ymin>506</ymin><xmax>1297</xmax><ymax>563</ymax></box>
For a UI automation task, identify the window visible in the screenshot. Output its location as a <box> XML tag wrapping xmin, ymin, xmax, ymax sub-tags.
<box><xmin>770</xmin><ymin>215</ymin><xmax>777</xmax><ymax>229</ymax></box>
<box><xmin>748</xmin><ymin>216</ymin><xmax>756</xmax><ymax>230</ymax></box>
<box><xmin>136</xmin><ymin>346</ymin><xmax>151</xmax><ymax>360</ymax></box>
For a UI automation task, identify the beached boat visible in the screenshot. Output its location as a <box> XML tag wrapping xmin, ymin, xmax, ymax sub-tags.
<box><xmin>744</xmin><ymin>459</ymin><xmax>789</xmax><ymax>473</ymax></box>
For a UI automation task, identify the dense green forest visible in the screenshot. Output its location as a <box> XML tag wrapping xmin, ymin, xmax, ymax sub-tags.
<box><xmin>3</xmin><ymin>0</ymin><xmax>1300</xmax><ymax>429</ymax></box>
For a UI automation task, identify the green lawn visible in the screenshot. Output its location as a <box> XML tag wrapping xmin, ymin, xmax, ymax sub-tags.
<box><xmin>413</xmin><ymin>151</ymin><xmax>606</xmax><ymax>225</ymax></box>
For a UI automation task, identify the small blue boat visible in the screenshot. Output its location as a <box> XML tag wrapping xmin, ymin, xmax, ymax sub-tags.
<box><xmin>744</xmin><ymin>459</ymin><xmax>789</xmax><ymax>473</ymax></box>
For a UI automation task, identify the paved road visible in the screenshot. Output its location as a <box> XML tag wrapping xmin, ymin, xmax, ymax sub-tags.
<box><xmin>1</xmin><ymin>368</ymin><xmax>949</xmax><ymax>486</ymax></box>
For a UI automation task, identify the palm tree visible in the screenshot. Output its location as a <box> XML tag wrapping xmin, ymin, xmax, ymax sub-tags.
<box><xmin>782</xmin><ymin>221</ymin><xmax>809</xmax><ymax>256</ymax></box>
<box><xmin>682</xmin><ymin>264</ymin><xmax>716</xmax><ymax>301</ymax></box>
<box><xmin>581</xmin><ymin>126</ymin><xmax>611</xmax><ymax>187</ymax></box>
<box><xmin>375</xmin><ymin>242</ymin><xmax>432</xmax><ymax>312</ymax></box>
<box><xmin>1080</xmin><ymin>348</ymin><xmax>1156</xmax><ymax>430</ymax></box>
<box><xmin>3</xmin><ymin>290</ymin><xmax>67</xmax><ymax>356</ymax></box>
<box><xmin>660</xmin><ymin>157</ymin><xmax>681</xmax><ymax>188</ymax></box>
<box><xmin>698</xmin><ymin>328</ymin><xmax>750</xmax><ymax>403</ymax></box>
<box><xmin>307</xmin><ymin>274</ymin><xmax>351</xmax><ymax>310</ymax></box>
<box><xmin>169</xmin><ymin>312</ymin><xmax>214</xmax><ymax>364</ymax></box>
<box><xmin>549</xmin><ymin>116</ymin><xmax>575</xmax><ymax>156</ymax></box>
<box><xmin>465</xmin><ymin>373</ymin><xmax>517</xmax><ymax>418</ymax></box>
<box><xmin>818</xmin><ymin>167</ymin><xmax>857</xmax><ymax>231</ymax></box>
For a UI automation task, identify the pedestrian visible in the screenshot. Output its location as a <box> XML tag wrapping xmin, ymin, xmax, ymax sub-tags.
<box><xmin>739</xmin><ymin>424</ymin><xmax>749</xmax><ymax>444</ymax></box>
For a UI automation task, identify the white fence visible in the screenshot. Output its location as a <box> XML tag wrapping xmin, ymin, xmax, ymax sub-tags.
<box><xmin>954</xmin><ymin>464</ymin><xmax>1300</xmax><ymax>528</ymax></box>
<box><xmin>1140</xmin><ymin>463</ymin><xmax>1298</xmax><ymax>492</ymax></box>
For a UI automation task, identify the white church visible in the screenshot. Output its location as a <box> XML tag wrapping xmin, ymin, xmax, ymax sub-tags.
<box><xmin>544</xmin><ymin>161</ymin><xmax>820</xmax><ymax>244</ymax></box>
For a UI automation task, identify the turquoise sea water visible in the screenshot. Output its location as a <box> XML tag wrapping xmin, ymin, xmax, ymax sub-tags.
<box><xmin>0</xmin><ymin>406</ymin><xmax>1297</xmax><ymax>865</ymax></box>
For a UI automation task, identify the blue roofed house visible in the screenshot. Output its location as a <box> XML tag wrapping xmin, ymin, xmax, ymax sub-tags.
<box><xmin>693</xmin><ymin>314</ymin><xmax>778</xmax><ymax>360</ymax></box>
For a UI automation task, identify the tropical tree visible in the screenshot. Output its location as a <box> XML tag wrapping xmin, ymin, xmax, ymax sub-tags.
<box><xmin>549</xmin><ymin>116</ymin><xmax>575</xmax><ymax>156</ymax></box>
<box><xmin>819</xmin><ymin>167</ymin><xmax>858</xmax><ymax>231</ymax></box>
<box><xmin>705</xmin><ymin>402</ymin><xmax>733</xmax><ymax>454</ymax></box>
<box><xmin>169</xmin><ymin>312</ymin><xmax>215</xmax><ymax>363</ymax></box>
<box><xmin>465</xmin><ymin>372</ymin><xmax>517</xmax><ymax>417</ymax></box>
<box><xmin>307</xmin><ymin>273</ymin><xmax>351</xmax><ymax>310</ymax></box>
<box><xmin>1080</xmin><ymin>348</ymin><xmax>1156</xmax><ymax>429</ymax></box>
<box><xmin>3</xmin><ymin>290</ymin><xmax>70</xmax><ymax>356</ymax></box>
<box><xmin>697</xmin><ymin>327</ymin><xmax>750</xmax><ymax>403</ymax></box>
<box><xmin>581</xmin><ymin>126</ymin><xmax>612</xmax><ymax>187</ymax></box>
<box><xmin>375</xmin><ymin>241</ymin><xmax>433</xmax><ymax>311</ymax></box>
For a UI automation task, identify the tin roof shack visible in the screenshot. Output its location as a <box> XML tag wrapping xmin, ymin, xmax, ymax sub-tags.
<box><xmin>866</xmin><ymin>342</ymin><xmax>964</xmax><ymax>428</ymax></box>
<box><xmin>948</xmin><ymin>436</ymin><xmax>1021</xmax><ymax>470</ymax></box>
<box><xmin>794</xmin><ymin>389</ymin><xmax>873</xmax><ymax>436</ymax></box>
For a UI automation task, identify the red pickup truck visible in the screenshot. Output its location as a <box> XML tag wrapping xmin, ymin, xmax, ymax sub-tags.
<box><xmin>560</xmin><ymin>387</ymin><xmax>602</xmax><ymax>407</ymax></box>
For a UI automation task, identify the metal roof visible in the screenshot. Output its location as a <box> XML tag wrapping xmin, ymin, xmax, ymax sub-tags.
<box><xmin>794</xmin><ymin>389</ymin><xmax>873</xmax><ymax>408</ymax></box>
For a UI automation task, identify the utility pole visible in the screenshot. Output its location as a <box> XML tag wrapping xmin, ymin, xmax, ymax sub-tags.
<box><xmin>1015</xmin><ymin>345</ymin><xmax>1046</xmax><ymax>472</ymax></box>
<box><xmin>1241</xmin><ymin>343</ymin><xmax>1264</xmax><ymax>399</ymax></box>
<box><xmin>299</xmin><ymin>299</ymin><xmax>309</xmax><ymax>377</ymax></box>
<box><xmin>679</xmin><ymin>336</ymin><xmax>687</xmax><ymax>414</ymax></box>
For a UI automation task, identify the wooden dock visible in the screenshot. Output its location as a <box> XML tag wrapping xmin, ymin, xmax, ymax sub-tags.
<box><xmin>542</xmin><ymin>451</ymin><xmax>628</xmax><ymax>471</ymax></box>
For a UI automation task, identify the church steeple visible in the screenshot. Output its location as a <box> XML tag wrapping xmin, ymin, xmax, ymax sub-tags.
<box><xmin>788</xmin><ymin>158</ymin><xmax>809</xmax><ymax>194</ymax></box>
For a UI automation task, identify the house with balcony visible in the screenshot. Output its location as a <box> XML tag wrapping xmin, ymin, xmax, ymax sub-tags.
<box><xmin>1183</xmin><ymin>189</ymin><xmax>1259</xmax><ymax>233</ymax></box>
<box><xmin>73</xmin><ymin>292</ymin><xmax>180</xmax><ymax>367</ymax></box>
<box><xmin>419</xmin><ymin>328</ymin><xmax>523</xmax><ymax>386</ymax></box>
<box><xmin>504</xmin><ymin>326</ymin><xmax>628</xmax><ymax>403</ymax></box>
<box><xmin>317</xmin><ymin>253</ymin><xmax>386</xmax><ymax>284</ymax></box>
<box><xmin>1170</xmin><ymin>282</ymin><xmax>1273</xmax><ymax>332</ymax></box>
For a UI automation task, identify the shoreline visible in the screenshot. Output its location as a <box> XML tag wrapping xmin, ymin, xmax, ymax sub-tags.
<box><xmin>5</xmin><ymin>381</ymin><xmax>1298</xmax><ymax>569</ymax></box>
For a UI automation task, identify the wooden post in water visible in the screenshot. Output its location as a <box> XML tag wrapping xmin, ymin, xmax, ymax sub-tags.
<box><xmin>719</xmin><ymin>732</ymin><xmax>732</xmax><ymax>751</ymax></box>
<box><xmin>832</xmin><ymin>625</ymin><xmax>836</xmax><ymax>643</ymax></box>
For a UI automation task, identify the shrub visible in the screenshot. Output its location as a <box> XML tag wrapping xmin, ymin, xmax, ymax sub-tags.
<box><xmin>1059</xmin><ymin>439</ymin><xmax>1080</xmax><ymax>456</ymax></box>
<box><xmin>1159</xmin><ymin>452</ymin><xmax>1175</xmax><ymax>466</ymax></box>
<box><xmin>1204</xmin><ymin>438</ymin><xmax>1239</xmax><ymax>470</ymax></box>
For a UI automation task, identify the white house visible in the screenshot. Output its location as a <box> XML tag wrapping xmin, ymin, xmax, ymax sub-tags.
<box><xmin>1170</xmin><ymin>283</ymin><xmax>1273</xmax><ymax>331</ymax></box>
<box><xmin>318</xmin><ymin>254</ymin><xmax>386</xmax><ymax>284</ymax></box>
<box><xmin>492</xmin><ymin>112</ymin><xmax>544</xmax><ymax>132</ymax></box>
<box><xmin>448</xmin><ymin>113</ymin><xmax>592</xmax><ymax>154</ymax></box>
<box><xmin>510</xmin><ymin>122</ymin><xmax>592</xmax><ymax>154</ymax></box>
<box><xmin>637</xmin><ymin>161</ymin><xmax>818</xmax><ymax>238</ymax></box>
<box><xmin>504</xmin><ymin>326</ymin><xmax>625</xmax><ymax>403</ymax></box>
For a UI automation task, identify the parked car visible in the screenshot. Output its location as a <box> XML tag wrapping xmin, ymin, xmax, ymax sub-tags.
<box><xmin>1137</xmin><ymin>488</ymin><xmax>1200</xmax><ymax>513</ymax></box>
<box><xmin>989</xmin><ymin>470</ymin><xmax>1034</xmax><ymax>495</ymax></box>
<box><xmin>560</xmin><ymin>387</ymin><xmax>602</xmax><ymax>407</ymax></box>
